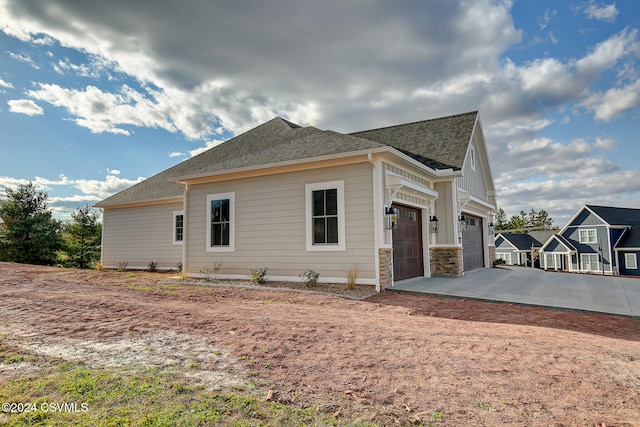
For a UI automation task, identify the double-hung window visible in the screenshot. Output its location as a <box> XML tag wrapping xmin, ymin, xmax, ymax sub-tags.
<box><xmin>579</xmin><ymin>229</ymin><xmax>597</xmax><ymax>244</ymax></box>
<box><xmin>173</xmin><ymin>211</ymin><xmax>184</xmax><ymax>245</ymax></box>
<box><xmin>206</xmin><ymin>193</ymin><xmax>235</xmax><ymax>252</ymax></box>
<box><xmin>306</xmin><ymin>181</ymin><xmax>345</xmax><ymax>251</ymax></box>
<box><xmin>580</xmin><ymin>253</ymin><xmax>599</xmax><ymax>271</ymax></box>
<box><xmin>625</xmin><ymin>253</ymin><xmax>638</xmax><ymax>270</ymax></box>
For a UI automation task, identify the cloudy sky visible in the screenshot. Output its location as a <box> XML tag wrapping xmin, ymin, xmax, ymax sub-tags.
<box><xmin>1</xmin><ymin>0</ymin><xmax>639</xmax><ymax>225</ymax></box>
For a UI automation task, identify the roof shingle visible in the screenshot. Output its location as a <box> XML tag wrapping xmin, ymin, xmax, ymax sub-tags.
<box><xmin>97</xmin><ymin>112</ymin><xmax>478</xmax><ymax>207</ymax></box>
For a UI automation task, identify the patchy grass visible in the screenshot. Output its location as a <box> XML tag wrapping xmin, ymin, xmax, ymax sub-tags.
<box><xmin>0</xmin><ymin>339</ymin><xmax>378</xmax><ymax>427</ymax></box>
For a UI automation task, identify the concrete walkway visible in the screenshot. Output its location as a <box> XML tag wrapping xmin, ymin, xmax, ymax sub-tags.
<box><xmin>391</xmin><ymin>266</ymin><xmax>640</xmax><ymax>317</ymax></box>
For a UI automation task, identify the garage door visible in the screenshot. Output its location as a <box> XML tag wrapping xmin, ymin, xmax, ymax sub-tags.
<box><xmin>462</xmin><ymin>215</ymin><xmax>484</xmax><ymax>271</ymax></box>
<box><xmin>392</xmin><ymin>204</ymin><xmax>424</xmax><ymax>281</ymax></box>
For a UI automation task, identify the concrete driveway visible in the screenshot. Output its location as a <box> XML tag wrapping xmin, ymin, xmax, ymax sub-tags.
<box><xmin>391</xmin><ymin>266</ymin><xmax>640</xmax><ymax>317</ymax></box>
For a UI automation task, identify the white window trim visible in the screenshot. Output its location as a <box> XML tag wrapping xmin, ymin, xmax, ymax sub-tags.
<box><xmin>580</xmin><ymin>253</ymin><xmax>599</xmax><ymax>271</ymax></box>
<box><xmin>470</xmin><ymin>145</ymin><xmax>476</xmax><ymax>171</ymax></box>
<box><xmin>305</xmin><ymin>181</ymin><xmax>346</xmax><ymax>252</ymax></box>
<box><xmin>496</xmin><ymin>252</ymin><xmax>511</xmax><ymax>265</ymax></box>
<box><xmin>624</xmin><ymin>253</ymin><xmax>638</xmax><ymax>270</ymax></box>
<box><xmin>173</xmin><ymin>210</ymin><xmax>184</xmax><ymax>245</ymax></box>
<box><xmin>206</xmin><ymin>192</ymin><xmax>235</xmax><ymax>253</ymax></box>
<box><xmin>579</xmin><ymin>229</ymin><xmax>597</xmax><ymax>244</ymax></box>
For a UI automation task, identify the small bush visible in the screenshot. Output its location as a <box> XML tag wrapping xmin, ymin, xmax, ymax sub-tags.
<box><xmin>493</xmin><ymin>258</ymin><xmax>506</xmax><ymax>267</ymax></box>
<box><xmin>93</xmin><ymin>261</ymin><xmax>104</xmax><ymax>271</ymax></box>
<box><xmin>299</xmin><ymin>269</ymin><xmax>320</xmax><ymax>287</ymax></box>
<box><xmin>251</xmin><ymin>267</ymin><xmax>268</xmax><ymax>284</ymax></box>
<box><xmin>147</xmin><ymin>261</ymin><xmax>158</xmax><ymax>272</ymax></box>
<box><xmin>199</xmin><ymin>263</ymin><xmax>221</xmax><ymax>281</ymax></box>
<box><xmin>346</xmin><ymin>265</ymin><xmax>360</xmax><ymax>290</ymax></box>
<box><xmin>118</xmin><ymin>261</ymin><xmax>129</xmax><ymax>272</ymax></box>
<box><xmin>176</xmin><ymin>261</ymin><xmax>183</xmax><ymax>273</ymax></box>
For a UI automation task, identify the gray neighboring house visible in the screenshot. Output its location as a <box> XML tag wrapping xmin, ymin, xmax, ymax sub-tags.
<box><xmin>96</xmin><ymin>111</ymin><xmax>497</xmax><ymax>290</ymax></box>
<box><xmin>494</xmin><ymin>230</ymin><xmax>554</xmax><ymax>267</ymax></box>
<box><xmin>539</xmin><ymin>205</ymin><xmax>640</xmax><ymax>276</ymax></box>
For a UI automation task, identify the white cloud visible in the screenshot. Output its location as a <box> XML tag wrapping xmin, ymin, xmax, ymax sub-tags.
<box><xmin>584</xmin><ymin>1</ymin><xmax>619</xmax><ymax>22</ymax></box>
<box><xmin>8</xmin><ymin>99</ymin><xmax>44</xmax><ymax>115</ymax></box>
<box><xmin>537</xmin><ymin>8</ymin><xmax>556</xmax><ymax>31</ymax></box>
<box><xmin>1</xmin><ymin>0</ymin><xmax>639</xmax><ymax>225</ymax></box>
<box><xmin>0</xmin><ymin>77</ymin><xmax>13</xmax><ymax>88</ymax></box>
<box><xmin>7</xmin><ymin>51</ymin><xmax>32</xmax><ymax>63</ymax></box>
<box><xmin>580</xmin><ymin>78</ymin><xmax>640</xmax><ymax>121</ymax></box>
<box><xmin>189</xmin><ymin>139</ymin><xmax>226</xmax><ymax>158</ymax></box>
<box><xmin>26</xmin><ymin>83</ymin><xmax>180</xmax><ymax>136</ymax></box>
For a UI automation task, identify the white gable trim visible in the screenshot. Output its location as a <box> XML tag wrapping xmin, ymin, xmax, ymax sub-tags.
<box><xmin>494</xmin><ymin>233</ymin><xmax>518</xmax><ymax>250</ymax></box>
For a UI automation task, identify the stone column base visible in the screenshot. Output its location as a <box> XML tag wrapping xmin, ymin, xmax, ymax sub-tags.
<box><xmin>488</xmin><ymin>245</ymin><xmax>496</xmax><ymax>267</ymax></box>
<box><xmin>378</xmin><ymin>248</ymin><xmax>393</xmax><ymax>290</ymax></box>
<box><xmin>430</xmin><ymin>247</ymin><xmax>463</xmax><ymax>277</ymax></box>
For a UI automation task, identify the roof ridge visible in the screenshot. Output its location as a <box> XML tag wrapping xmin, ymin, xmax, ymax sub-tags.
<box><xmin>587</xmin><ymin>204</ymin><xmax>640</xmax><ymax>211</ymax></box>
<box><xmin>349</xmin><ymin>110</ymin><xmax>478</xmax><ymax>135</ymax></box>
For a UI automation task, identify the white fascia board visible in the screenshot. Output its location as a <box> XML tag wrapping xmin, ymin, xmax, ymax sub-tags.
<box><xmin>468</xmin><ymin>194</ymin><xmax>496</xmax><ymax>211</ymax></box>
<box><xmin>169</xmin><ymin>147</ymin><xmax>390</xmax><ymax>183</ymax></box>
<box><xmin>495</xmin><ymin>234</ymin><xmax>517</xmax><ymax>250</ymax></box>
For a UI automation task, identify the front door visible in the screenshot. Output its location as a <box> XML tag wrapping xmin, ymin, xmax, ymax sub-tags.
<box><xmin>392</xmin><ymin>204</ymin><xmax>424</xmax><ymax>281</ymax></box>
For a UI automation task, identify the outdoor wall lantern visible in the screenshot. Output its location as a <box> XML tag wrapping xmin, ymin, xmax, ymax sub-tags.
<box><xmin>385</xmin><ymin>206</ymin><xmax>399</xmax><ymax>229</ymax></box>
<box><xmin>488</xmin><ymin>222</ymin><xmax>495</xmax><ymax>235</ymax></box>
<box><xmin>458</xmin><ymin>215</ymin><xmax>468</xmax><ymax>233</ymax></box>
<box><xmin>430</xmin><ymin>215</ymin><xmax>439</xmax><ymax>233</ymax></box>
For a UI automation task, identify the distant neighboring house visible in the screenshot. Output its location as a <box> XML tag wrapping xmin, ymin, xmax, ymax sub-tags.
<box><xmin>494</xmin><ymin>230</ymin><xmax>554</xmax><ymax>267</ymax></box>
<box><xmin>539</xmin><ymin>205</ymin><xmax>640</xmax><ymax>276</ymax></box>
<box><xmin>96</xmin><ymin>111</ymin><xmax>497</xmax><ymax>290</ymax></box>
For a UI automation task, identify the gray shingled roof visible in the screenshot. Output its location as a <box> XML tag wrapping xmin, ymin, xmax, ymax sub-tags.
<box><xmin>350</xmin><ymin>111</ymin><xmax>478</xmax><ymax>170</ymax></box>
<box><xmin>499</xmin><ymin>233</ymin><xmax>539</xmax><ymax>251</ymax></box>
<box><xmin>96</xmin><ymin>118</ymin><xmax>385</xmax><ymax>207</ymax></box>
<box><xmin>97</xmin><ymin>112</ymin><xmax>478</xmax><ymax>207</ymax></box>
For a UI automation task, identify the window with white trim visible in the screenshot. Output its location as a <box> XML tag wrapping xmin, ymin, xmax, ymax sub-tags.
<box><xmin>206</xmin><ymin>193</ymin><xmax>235</xmax><ymax>252</ymax></box>
<box><xmin>496</xmin><ymin>253</ymin><xmax>511</xmax><ymax>264</ymax></box>
<box><xmin>305</xmin><ymin>181</ymin><xmax>345</xmax><ymax>251</ymax></box>
<box><xmin>470</xmin><ymin>145</ymin><xmax>476</xmax><ymax>171</ymax></box>
<box><xmin>544</xmin><ymin>253</ymin><xmax>555</xmax><ymax>269</ymax></box>
<box><xmin>173</xmin><ymin>211</ymin><xmax>184</xmax><ymax>245</ymax></box>
<box><xmin>580</xmin><ymin>253</ymin><xmax>599</xmax><ymax>271</ymax></box>
<box><xmin>579</xmin><ymin>229</ymin><xmax>597</xmax><ymax>244</ymax></box>
<box><xmin>624</xmin><ymin>253</ymin><xmax>638</xmax><ymax>270</ymax></box>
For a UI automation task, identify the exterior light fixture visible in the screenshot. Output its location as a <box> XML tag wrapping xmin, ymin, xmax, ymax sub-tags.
<box><xmin>385</xmin><ymin>206</ymin><xmax>399</xmax><ymax>229</ymax></box>
<box><xmin>458</xmin><ymin>215</ymin><xmax>468</xmax><ymax>233</ymax></box>
<box><xmin>488</xmin><ymin>222</ymin><xmax>495</xmax><ymax>235</ymax></box>
<box><xmin>430</xmin><ymin>215</ymin><xmax>439</xmax><ymax>233</ymax></box>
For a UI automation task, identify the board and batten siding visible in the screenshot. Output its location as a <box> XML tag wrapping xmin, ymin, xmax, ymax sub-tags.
<box><xmin>101</xmin><ymin>202</ymin><xmax>183</xmax><ymax>269</ymax></box>
<box><xmin>185</xmin><ymin>162</ymin><xmax>376</xmax><ymax>283</ymax></box>
<box><xmin>457</xmin><ymin>141</ymin><xmax>488</xmax><ymax>202</ymax></box>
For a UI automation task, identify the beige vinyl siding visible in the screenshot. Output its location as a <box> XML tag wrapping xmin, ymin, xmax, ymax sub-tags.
<box><xmin>101</xmin><ymin>202</ymin><xmax>183</xmax><ymax>270</ymax></box>
<box><xmin>433</xmin><ymin>181</ymin><xmax>457</xmax><ymax>245</ymax></box>
<box><xmin>185</xmin><ymin>162</ymin><xmax>375</xmax><ymax>282</ymax></box>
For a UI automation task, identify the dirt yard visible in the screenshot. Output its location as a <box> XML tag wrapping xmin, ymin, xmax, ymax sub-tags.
<box><xmin>1</xmin><ymin>262</ymin><xmax>639</xmax><ymax>426</ymax></box>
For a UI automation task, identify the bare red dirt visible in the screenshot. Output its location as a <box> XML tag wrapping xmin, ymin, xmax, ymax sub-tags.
<box><xmin>1</xmin><ymin>262</ymin><xmax>639</xmax><ymax>426</ymax></box>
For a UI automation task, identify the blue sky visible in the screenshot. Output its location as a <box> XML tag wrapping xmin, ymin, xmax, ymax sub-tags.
<box><xmin>1</xmin><ymin>0</ymin><xmax>639</xmax><ymax>225</ymax></box>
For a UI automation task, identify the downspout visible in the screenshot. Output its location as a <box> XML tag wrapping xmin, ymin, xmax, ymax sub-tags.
<box><xmin>368</xmin><ymin>153</ymin><xmax>382</xmax><ymax>292</ymax></box>
<box><xmin>177</xmin><ymin>181</ymin><xmax>188</xmax><ymax>275</ymax></box>
<box><xmin>99</xmin><ymin>208</ymin><xmax>104</xmax><ymax>266</ymax></box>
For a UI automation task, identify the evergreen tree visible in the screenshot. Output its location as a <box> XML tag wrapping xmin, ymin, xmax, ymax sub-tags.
<box><xmin>64</xmin><ymin>205</ymin><xmax>102</xmax><ymax>269</ymax></box>
<box><xmin>494</xmin><ymin>208</ymin><xmax>508</xmax><ymax>231</ymax></box>
<box><xmin>506</xmin><ymin>211</ymin><xmax>528</xmax><ymax>233</ymax></box>
<box><xmin>0</xmin><ymin>182</ymin><xmax>64</xmax><ymax>265</ymax></box>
